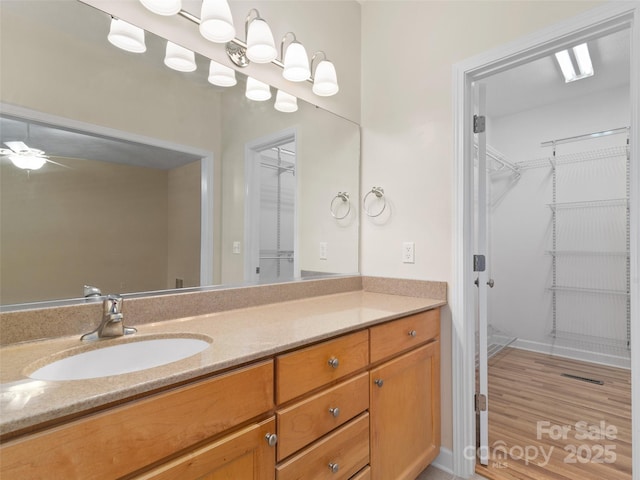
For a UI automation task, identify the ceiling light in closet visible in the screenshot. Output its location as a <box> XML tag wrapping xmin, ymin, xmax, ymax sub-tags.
<box><xmin>139</xmin><ymin>0</ymin><xmax>182</xmax><ymax>16</ymax></box>
<box><xmin>554</xmin><ymin>43</ymin><xmax>594</xmax><ymax>83</ymax></box>
<box><xmin>108</xmin><ymin>18</ymin><xmax>146</xmax><ymax>53</ymax></box>
<box><xmin>200</xmin><ymin>0</ymin><xmax>235</xmax><ymax>43</ymax></box>
<box><xmin>164</xmin><ymin>41</ymin><xmax>197</xmax><ymax>72</ymax></box>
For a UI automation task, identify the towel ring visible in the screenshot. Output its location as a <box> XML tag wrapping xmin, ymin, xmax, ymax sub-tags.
<box><xmin>330</xmin><ymin>192</ymin><xmax>351</xmax><ymax>219</ymax></box>
<box><xmin>363</xmin><ymin>186</ymin><xmax>386</xmax><ymax>217</ymax></box>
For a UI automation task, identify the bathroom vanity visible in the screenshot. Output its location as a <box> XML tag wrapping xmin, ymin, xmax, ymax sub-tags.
<box><xmin>0</xmin><ymin>279</ymin><xmax>444</xmax><ymax>480</ymax></box>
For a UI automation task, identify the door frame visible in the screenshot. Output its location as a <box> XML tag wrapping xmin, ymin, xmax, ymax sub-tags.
<box><xmin>452</xmin><ymin>3</ymin><xmax>640</xmax><ymax>477</ymax></box>
<box><xmin>243</xmin><ymin>128</ymin><xmax>298</xmax><ymax>283</ymax></box>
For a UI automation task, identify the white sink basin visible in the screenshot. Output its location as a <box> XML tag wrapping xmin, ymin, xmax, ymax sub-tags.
<box><xmin>28</xmin><ymin>337</ymin><xmax>211</xmax><ymax>381</ymax></box>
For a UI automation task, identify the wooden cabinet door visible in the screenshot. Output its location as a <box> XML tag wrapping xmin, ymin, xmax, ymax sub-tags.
<box><xmin>369</xmin><ymin>341</ymin><xmax>440</xmax><ymax>480</ymax></box>
<box><xmin>134</xmin><ymin>418</ymin><xmax>276</xmax><ymax>480</ymax></box>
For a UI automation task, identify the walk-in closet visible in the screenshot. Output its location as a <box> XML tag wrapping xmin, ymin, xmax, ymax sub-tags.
<box><xmin>475</xmin><ymin>26</ymin><xmax>633</xmax><ymax>480</ymax></box>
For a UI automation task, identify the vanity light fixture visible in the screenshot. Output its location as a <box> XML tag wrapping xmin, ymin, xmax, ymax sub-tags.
<box><xmin>199</xmin><ymin>0</ymin><xmax>235</xmax><ymax>43</ymax></box>
<box><xmin>311</xmin><ymin>51</ymin><xmax>339</xmax><ymax>96</ymax></box>
<box><xmin>208</xmin><ymin>60</ymin><xmax>237</xmax><ymax>87</ymax></box>
<box><xmin>245</xmin><ymin>9</ymin><xmax>277</xmax><ymax>64</ymax></box>
<box><xmin>164</xmin><ymin>41</ymin><xmax>197</xmax><ymax>72</ymax></box>
<box><xmin>139</xmin><ymin>0</ymin><xmax>182</xmax><ymax>16</ymax></box>
<box><xmin>281</xmin><ymin>32</ymin><xmax>311</xmax><ymax>82</ymax></box>
<box><xmin>246</xmin><ymin>77</ymin><xmax>272</xmax><ymax>101</ymax></box>
<box><xmin>107</xmin><ymin>18</ymin><xmax>146</xmax><ymax>53</ymax></box>
<box><xmin>554</xmin><ymin>42</ymin><xmax>594</xmax><ymax>83</ymax></box>
<box><xmin>274</xmin><ymin>90</ymin><xmax>298</xmax><ymax>112</ymax></box>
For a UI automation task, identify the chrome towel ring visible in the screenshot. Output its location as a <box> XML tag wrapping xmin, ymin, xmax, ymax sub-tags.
<box><xmin>330</xmin><ymin>192</ymin><xmax>351</xmax><ymax>219</ymax></box>
<box><xmin>363</xmin><ymin>186</ymin><xmax>386</xmax><ymax>217</ymax></box>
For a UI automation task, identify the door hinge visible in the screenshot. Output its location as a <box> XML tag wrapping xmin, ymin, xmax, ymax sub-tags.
<box><xmin>256</xmin><ymin>266</ymin><xmax>260</xmax><ymax>274</ymax></box>
<box><xmin>473</xmin><ymin>254</ymin><xmax>486</xmax><ymax>272</ymax></box>
<box><xmin>473</xmin><ymin>115</ymin><xmax>486</xmax><ymax>133</ymax></box>
<box><xmin>475</xmin><ymin>393</ymin><xmax>487</xmax><ymax>412</ymax></box>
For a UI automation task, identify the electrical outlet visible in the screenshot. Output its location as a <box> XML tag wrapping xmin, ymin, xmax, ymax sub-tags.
<box><xmin>232</xmin><ymin>241</ymin><xmax>241</xmax><ymax>254</ymax></box>
<box><xmin>320</xmin><ymin>242</ymin><xmax>328</xmax><ymax>260</ymax></box>
<box><xmin>402</xmin><ymin>242</ymin><xmax>415</xmax><ymax>263</ymax></box>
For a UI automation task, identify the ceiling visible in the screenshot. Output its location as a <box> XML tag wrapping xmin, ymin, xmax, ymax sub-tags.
<box><xmin>484</xmin><ymin>28</ymin><xmax>630</xmax><ymax>118</ymax></box>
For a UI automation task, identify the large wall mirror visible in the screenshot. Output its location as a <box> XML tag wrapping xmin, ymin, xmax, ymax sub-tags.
<box><xmin>0</xmin><ymin>0</ymin><xmax>360</xmax><ymax>309</ymax></box>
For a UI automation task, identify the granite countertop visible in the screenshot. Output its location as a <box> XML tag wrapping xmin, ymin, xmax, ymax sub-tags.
<box><xmin>0</xmin><ymin>290</ymin><xmax>445</xmax><ymax>438</ymax></box>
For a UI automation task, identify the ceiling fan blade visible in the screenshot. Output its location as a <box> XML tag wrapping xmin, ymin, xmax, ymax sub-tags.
<box><xmin>44</xmin><ymin>158</ymin><xmax>73</xmax><ymax>169</ymax></box>
<box><xmin>4</xmin><ymin>141</ymin><xmax>30</xmax><ymax>153</ymax></box>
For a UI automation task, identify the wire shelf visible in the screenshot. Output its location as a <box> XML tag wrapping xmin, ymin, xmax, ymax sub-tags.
<box><xmin>517</xmin><ymin>145</ymin><xmax>629</xmax><ymax>170</ymax></box>
<box><xmin>547</xmin><ymin>198</ymin><xmax>628</xmax><ymax>211</ymax></box>
<box><xmin>549</xmin><ymin>285</ymin><xmax>629</xmax><ymax>296</ymax></box>
<box><xmin>546</xmin><ymin>250</ymin><xmax>629</xmax><ymax>257</ymax></box>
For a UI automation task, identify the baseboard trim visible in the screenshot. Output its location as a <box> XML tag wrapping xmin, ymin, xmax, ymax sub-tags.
<box><xmin>431</xmin><ymin>447</ymin><xmax>453</xmax><ymax>474</ymax></box>
<box><xmin>511</xmin><ymin>339</ymin><xmax>631</xmax><ymax>369</ymax></box>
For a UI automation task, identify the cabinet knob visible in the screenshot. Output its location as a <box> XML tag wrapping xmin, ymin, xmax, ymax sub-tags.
<box><xmin>328</xmin><ymin>462</ymin><xmax>340</xmax><ymax>473</ymax></box>
<box><xmin>329</xmin><ymin>407</ymin><xmax>340</xmax><ymax>417</ymax></box>
<box><xmin>265</xmin><ymin>433</ymin><xmax>278</xmax><ymax>447</ymax></box>
<box><xmin>374</xmin><ymin>378</ymin><xmax>384</xmax><ymax>387</ymax></box>
<box><xmin>408</xmin><ymin>330</ymin><xmax>417</xmax><ymax>337</ymax></box>
<box><xmin>328</xmin><ymin>357</ymin><xmax>340</xmax><ymax>369</ymax></box>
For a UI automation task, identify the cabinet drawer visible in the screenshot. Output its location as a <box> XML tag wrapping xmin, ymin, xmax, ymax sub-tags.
<box><xmin>0</xmin><ymin>360</ymin><xmax>274</xmax><ymax>480</ymax></box>
<box><xmin>277</xmin><ymin>372</ymin><xmax>369</xmax><ymax>461</ymax></box>
<box><xmin>370</xmin><ymin>309</ymin><xmax>439</xmax><ymax>363</ymax></box>
<box><xmin>276</xmin><ymin>412</ymin><xmax>370</xmax><ymax>480</ymax></box>
<box><xmin>350</xmin><ymin>466</ymin><xmax>371</xmax><ymax>480</ymax></box>
<box><xmin>134</xmin><ymin>417</ymin><xmax>276</xmax><ymax>480</ymax></box>
<box><xmin>276</xmin><ymin>330</ymin><xmax>369</xmax><ymax>404</ymax></box>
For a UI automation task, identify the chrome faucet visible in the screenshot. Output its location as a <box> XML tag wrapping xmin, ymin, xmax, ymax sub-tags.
<box><xmin>81</xmin><ymin>294</ymin><xmax>137</xmax><ymax>341</ymax></box>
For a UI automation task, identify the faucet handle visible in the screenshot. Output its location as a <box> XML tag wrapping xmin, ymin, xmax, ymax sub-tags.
<box><xmin>104</xmin><ymin>294</ymin><xmax>123</xmax><ymax>314</ymax></box>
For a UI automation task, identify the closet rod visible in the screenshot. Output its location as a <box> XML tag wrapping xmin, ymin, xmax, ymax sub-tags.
<box><xmin>541</xmin><ymin>126</ymin><xmax>629</xmax><ymax>147</ymax></box>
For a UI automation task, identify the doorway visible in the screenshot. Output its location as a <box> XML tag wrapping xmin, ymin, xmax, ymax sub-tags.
<box><xmin>452</xmin><ymin>3</ymin><xmax>639</xmax><ymax>478</ymax></box>
<box><xmin>244</xmin><ymin>130</ymin><xmax>298</xmax><ymax>283</ymax></box>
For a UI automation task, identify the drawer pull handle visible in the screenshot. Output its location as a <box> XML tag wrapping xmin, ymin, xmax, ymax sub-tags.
<box><xmin>374</xmin><ymin>379</ymin><xmax>384</xmax><ymax>387</ymax></box>
<box><xmin>328</xmin><ymin>357</ymin><xmax>340</xmax><ymax>369</ymax></box>
<box><xmin>329</xmin><ymin>462</ymin><xmax>340</xmax><ymax>473</ymax></box>
<box><xmin>408</xmin><ymin>330</ymin><xmax>417</xmax><ymax>337</ymax></box>
<box><xmin>329</xmin><ymin>407</ymin><xmax>340</xmax><ymax>417</ymax></box>
<box><xmin>265</xmin><ymin>433</ymin><xmax>278</xmax><ymax>447</ymax></box>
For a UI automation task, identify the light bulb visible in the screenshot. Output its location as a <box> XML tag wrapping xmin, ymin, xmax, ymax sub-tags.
<box><xmin>246</xmin><ymin>18</ymin><xmax>277</xmax><ymax>63</ymax></box>
<box><xmin>312</xmin><ymin>60</ymin><xmax>339</xmax><ymax>96</ymax></box>
<box><xmin>283</xmin><ymin>42</ymin><xmax>310</xmax><ymax>82</ymax></box>
<box><xmin>200</xmin><ymin>0</ymin><xmax>235</xmax><ymax>43</ymax></box>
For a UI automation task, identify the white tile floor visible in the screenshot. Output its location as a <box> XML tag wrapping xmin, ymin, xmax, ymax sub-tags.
<box><xmin>416</xmin><ymin>465</ymin><xmax>488</xmax><ymax>480</ymax></box>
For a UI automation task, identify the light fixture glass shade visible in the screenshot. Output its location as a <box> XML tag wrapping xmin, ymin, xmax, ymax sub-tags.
<box><xmin>208</xmin><ymin>60</ymin><xmax>237</xmax><ymax>87</ymax></box>
<box><xmin>200</xmin><ymin>0</ymin><xmax>235</xmax><ymax>43</ymax></box>
<box><xmin>9</xmin><ymin>155</ymin><xmax>46</xmax><ymax>170</ymax></box>
<box><xmin>245</xmin><ymin>77</ymin><xmax>271</xmax><ymax>101</ymax></box>
<box><xmin>107</xmin><ymin>18</ymin><xmax>146</xmax><ymax>53</ymax></box>
<box><xmin>274</xmin><ymin>90</ymin><xmax>298</xmax><ymax>113</ymax></box>
<box><xmin>164</xmin><ymin>41</ymin><xmax>197</xmax><ymax>72</ymax></box>
<box><xmin>283</xmin><ymin>42</ymin><xmax>310</xmax><ymax>82</ymax></box>
<box><xmin>312</xmin><ymin>60</ymin><xmax>339</xmax><ymax>96</ymax></box>
<box><xmin>246</xmin><ymin>19</ymin><xmax>277</xmax><ymax>63</ymax></box>
<box><xmin>139</xmin><ymin>0</ymin><xmax>181</xmax><ymax>16</ymax></box>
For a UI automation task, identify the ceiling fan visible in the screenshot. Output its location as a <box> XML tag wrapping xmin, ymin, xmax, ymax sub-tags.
<box><xmin>0</xmin><ymin>140</ymin><xmax>70</xmax><ymax>170</ymax></box>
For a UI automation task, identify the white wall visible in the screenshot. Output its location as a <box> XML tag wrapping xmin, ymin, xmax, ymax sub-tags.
<box><xmin>360</xmin><ymin>0</ymin><xmax>605</xmax><ymax>452</ymax></box>
<box><xmin>488</xmin><ymin>85</ymin><xmax>630</xmax><ymax>359</ymax></box>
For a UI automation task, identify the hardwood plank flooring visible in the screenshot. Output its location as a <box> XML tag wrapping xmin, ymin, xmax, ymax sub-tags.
<box><xmin>476</xmin><ymin>348</ymin><xmax>631</xmax><ymax>480</ymax></box>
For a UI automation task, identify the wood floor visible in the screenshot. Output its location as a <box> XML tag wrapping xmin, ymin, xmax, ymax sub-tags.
<box><xmin>476</xmin><ymin>348</ymin><xmax>631</xmax><ymax>480</ymax></box>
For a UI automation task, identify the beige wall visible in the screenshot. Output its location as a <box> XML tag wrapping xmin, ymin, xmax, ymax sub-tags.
<box><xmin>167</xmin><ymin>161</ymin><xmax>202</xmax><ymax>289</ymax></box>
<box><xmin>360</xmin><ymin>0</ymin><xmax>605</xmax><ymax>452</ymax></box>
<box><xmin>0</xmin><ymin>159</ymin><xmax>169</xmax><ymax>305</ymax></box>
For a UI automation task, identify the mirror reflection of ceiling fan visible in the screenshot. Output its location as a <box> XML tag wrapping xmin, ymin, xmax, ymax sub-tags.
<box><xmin>0</xmin><ymin>140</ymin><xmax>71</xmax><ymax>170</ymax></box>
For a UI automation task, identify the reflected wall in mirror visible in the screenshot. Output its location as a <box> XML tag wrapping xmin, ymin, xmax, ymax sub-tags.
<box><xmin>0</xmin><ymin>0</ymin><xmax>360</xmax><ymax>308</ymax></box>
